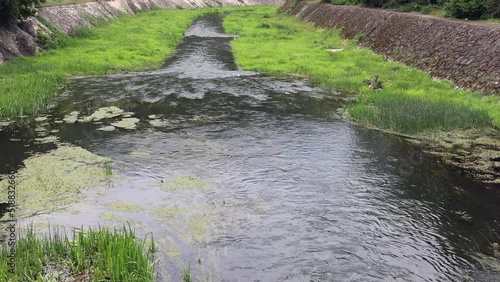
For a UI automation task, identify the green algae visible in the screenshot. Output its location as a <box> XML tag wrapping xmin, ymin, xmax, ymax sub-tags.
<box><xmin>149</xmin><ymin>119</ymin><xmax>171</xmax><ymax>127</ymax></box>
<box><xmin>80</xmin><ymin>106</ymin><xmax>124</xmax><ymax>122</ymax></box>
<box><xmin>63</xmin><ymin>111</ymin><xmax>79</xmax><ymax>123</ymax></box>
<box><xmin>152</xmin><ymin>207</ymin><xmax>186</xmax><ymax>218</ymax></box>
<box><xmin>107</xmin><ymin>202</ymin><xmax>142</xmax><ymax>212</ymax></box>
<box><xmin>34</xmin><ymin>116</ymin><xmax>48</xmax><ymax>122</ymax></box>
<box><xmin>96</xmin><ymin>125</ymin><xmax>116</xmax><ymax>132</ymax></box>
<box><xmin>0</xmin><ymin>146</ymin><xmax>112</xmax><ymax>217</ymax></box>
<box><xmin>159</xmin><ymin>175</ymin><xmax>206</xmax><ymax>191</ymax></box>
<box><xmin>100</xmin><ymin>213</ymin><xmax>117</xmax><ymax>220</ymax></box>
<box><xmin>111</xmin><ymin>117</ymin><xmax>140</xmax><ymax>130</ymax></box>
<box><xmin>187</xmin><ymin>215</ymin><xmax>211</xmax><ymax>244</ymax></box>
<box><xmin>130</xmin><ymin>151</ymin><xmax>151</xmax><ymax>158</ymax></box>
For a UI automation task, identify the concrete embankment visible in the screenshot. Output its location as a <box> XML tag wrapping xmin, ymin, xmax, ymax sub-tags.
<box><xmin>0</xmin><ymin>0</ymin><xmax>282</xmax><ymax>64</ymax></box>
<box><xmin>282</xmin><ymin>1</ymin><xmax>500</xmax><ymax>95</ymax></box>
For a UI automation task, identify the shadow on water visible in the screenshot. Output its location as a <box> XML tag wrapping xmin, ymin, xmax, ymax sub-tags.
<box><xmin>1</xmin><ymin>13</ymin><xmax>500</xmax><ymax>281</ymax></box>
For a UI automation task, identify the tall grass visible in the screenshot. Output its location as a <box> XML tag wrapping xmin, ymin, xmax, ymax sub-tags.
<box><xmin>223</xmin><ymin>7</ymin><xmax>500</xmax><ymax>134</ymax></box>
<box><xmin>0</xmin><ymin>8</ymin><xmax>237</xmax><ymax>117</ymax></box>
<box><xmin>0</xmin><ymin>224</ymin><xmax>156</xmax><ymax>281</ymax></box>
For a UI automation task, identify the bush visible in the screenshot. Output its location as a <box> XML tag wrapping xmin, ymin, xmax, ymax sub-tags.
<box><xmin>486</xmin><ymin>0</ymin><xmax>500</xmax><ymax>18</ymax></box>
<box><xmin>0</xmin><ymin>0</ymin><xmax>46</xmax><ymax>25</ymax></box>
<box><xmin>444</xmin><ymin>0</ymin><xmax>489</xmax><ymax>19</ymax></box>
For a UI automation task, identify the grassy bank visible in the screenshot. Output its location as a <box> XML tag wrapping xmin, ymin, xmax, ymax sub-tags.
<box><xmin>0</xmin><ymin>8</ymin><xmax>235</xmax><ymax>117</ymax></box>
<box><xmin>0</xmin><ymin>225</ymin><xmax>156</xmax><ymax>281</ymax></box>
<box><xmin>223</xmin><ymin>7</ymin><xmax>500</xmax><ymax>134</ymax></box>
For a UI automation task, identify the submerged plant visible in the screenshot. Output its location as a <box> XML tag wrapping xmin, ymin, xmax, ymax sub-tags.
<box><xmin>101</xmin><ymin>159</ymin><xmax>113</xmax><ymax>175</ymax></box>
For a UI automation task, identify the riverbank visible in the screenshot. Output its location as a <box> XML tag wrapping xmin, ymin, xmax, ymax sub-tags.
<box><xmin>0</xmin><ymin>0</ymin><xmax>282</xmax><ymax>64</ymax></box>
<box><xmin>0</xmin><ymin>7</ymin><xmax>266</xmax><ymax>118</ymax></box>
<box><xmin>223</xmin><ymin>7</ymin><xmax>500</xmax><ymax>185</ymax></box>
<box><xmin>284</xmin><ymin>2</ymin><xmax>500</xmax><ymax>95</ymax></box>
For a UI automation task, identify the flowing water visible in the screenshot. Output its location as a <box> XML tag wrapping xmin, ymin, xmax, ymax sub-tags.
<box><xmin>1</xmin><ymin>14</ymin><xmax>500</xmax><ymax>281</ymax></box>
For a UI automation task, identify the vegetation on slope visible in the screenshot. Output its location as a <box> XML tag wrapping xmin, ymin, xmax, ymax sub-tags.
<box><xmin>329</xmin><ymin>0</ymin><xmax>500</xmax><ymax>20</ymax></box>
<box><xmin>224</xmin><ymin>7</ymin><xmax>500</xmax><ymax>134</ymax></box>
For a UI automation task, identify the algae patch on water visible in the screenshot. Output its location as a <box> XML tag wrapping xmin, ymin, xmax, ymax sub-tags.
<box><xmin>63</xmin><ymin>111</ymin><xmax>79</xmax><ymax>124</ymax></box>
<box><xmin>152</xmin><ymin>207</ymin><xmax>186</xmax><ymax>218</ymax></box>
<box><xmin>0</xmin><ymin>146</ymin><xmax>112</xmax><ymax>216</ymax></box>
<box><xmin>111</xmin><ymin>118</ymin><xmax>140</xmax><ymax>130</ymax></box>
<box><xmin>159</xmin><ymin>175</ymin><xmax>206</xmax><ymax>191</ymax></box>
<box><xmin>106</xmin><ymin>202</ymin><xmax>142</xmax><ymax>212</ymax></box>
<box><xmin>80</xmin><ymin>106</ymin><xmax>124</xmax><ymax>122</ymax></box>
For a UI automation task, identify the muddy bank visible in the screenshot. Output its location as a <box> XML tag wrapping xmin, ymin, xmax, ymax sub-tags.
<box><xmin>283</xmin><ymin>1</ymin><xmax>500</xmax><ymax>95</ymax></box>
<box><xmin>0</xmin><ymin>0</ymin><xmax>282</xmax><ymax>63</ymax></box>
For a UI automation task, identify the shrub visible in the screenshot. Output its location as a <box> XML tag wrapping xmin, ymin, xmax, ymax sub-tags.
<box><xmin>486</xmin><ymin>0</ymin><xmax>500</xmax><ymax>18</ymax></box>
<box><xmin>444</xmin><ymin>0</ymin><xmax>489</xmax><ymax>19</ymax></box>
<box><xmin>0</xmin><ymin>0</ymin><xmax>46</xmax><ymax>25</ymax></box>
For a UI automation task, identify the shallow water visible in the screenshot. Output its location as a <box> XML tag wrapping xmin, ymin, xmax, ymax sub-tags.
<box><xmin>1</xmin><ymin>14</ymin><xmax>500</xmax><ymax>281</ymax></box>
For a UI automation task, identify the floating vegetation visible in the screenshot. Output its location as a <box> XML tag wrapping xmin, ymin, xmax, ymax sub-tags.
<box><xmin>111</xmin><ymin>117</ymin><xmax>140</xmax><ymax>130</ymax></box>
<box><xmin>107</xmin><ymin>202</ymin><xmax>143</xmax><ymax>212</ymax></box>
<box><xmin>34</xmin><ymin>135</ymin><xmax>60</xmax><ymax>144</ymax></box>
<box><xmin>152</xmin><ymin>207</ymin><xmax>186</xmax><ymax>218</ymax></box>
<box><xmin>63</xmin><ymin>111</ymin><xmax>79</xmax><ymax>123</ymax></box>
<box><xmin>100</xmin><ymin>212</ymin><xmax>117</xmax><ymax>220</ymax></box>
<box><xmin>0</xmin><ymin>146</ymin><xmax>113</xmax><ymax>216</ymax></box>
<box><xmin>187</xmin><ymin>215</ymin><xmax>211</xmax><ymax>244</ymax></box>
<box><xmin>96</xmin><ymin>125</ymin><xmax>116</xmax><ymax>132</ymax></box>
<box><xmin>451</xmin><ymin>210</ymin><xmax>474</xmax><ymax>222</ymax></box>
<box><xmin>130</xmin><ymin>151</ymin><xmax>152</xmax><ymax>158</ymax></box>
<box><xmin>159</xmin><ymin>175</ymin><xmax>206</xmax><ymax>191</ymax></box>
<box><xmin>80</xmin><ymin>106</ymin><xmax>124</xmax><ymax>122</ymax></box>
<box><xmin>149</xmin><ymin>119</ymin><xmax>171</xmax><ymax>127</ymax></box>
<box><xmin>0</xmin><ymin>119</ymin><xmax>13</xmax><ymax>128</ymax></box>
<box><xmin>34</xmin><ymin>116</ymin><xmax>48</xmax><ymax>122</ymax></box>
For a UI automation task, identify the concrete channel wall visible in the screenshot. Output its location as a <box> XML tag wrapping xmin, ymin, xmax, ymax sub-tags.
<box><xmin>0</xmin><ymin>0</ymin><xmax>282</xmax><ymax>64</ymax></box>
<box><xmin>284</xmin><ymin>1</ymin><xmax>500</xmax><ymax>95</ymax></box>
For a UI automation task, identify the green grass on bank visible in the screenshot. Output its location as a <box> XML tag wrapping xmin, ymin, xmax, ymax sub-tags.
<box><xmin>224</xmin><ymin>7</ymin><xmax>500</xmax><ymax>134</ymax></box>
<box><xmin>0</xmin><ymin>7</ymin><xmax>241</xmax><ymax>117</ymax></box>
<box><xmin>0</xmin><ymin>225</ymin><xmax>156</xmax><ymax>281</ymax></box>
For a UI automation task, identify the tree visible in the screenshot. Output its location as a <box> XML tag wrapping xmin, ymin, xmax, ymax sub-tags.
<box><xmin>0</xmin><ymin>0</ymin><xmax>46</xmax><ymax>25</ymax></box>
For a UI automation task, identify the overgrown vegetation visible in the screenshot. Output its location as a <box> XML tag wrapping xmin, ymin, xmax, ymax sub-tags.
<box><xmin>0</xmin><ymin>224</ymin><xmax>156</xmax><ymax>281</ymax></box>
<box><xmin>330</xmin><ymin>0</ymin><xmax>500</xmax><ymax>19</ymax></box>
<box><xmin>0</xmin><ymin>8</ymin><xmax>226</xmax><ymax>117</ymax></box>
<box><xmin>224</xmin><ymin>7</ymin><xmax>500</xmax><ymax>134</ymax></box>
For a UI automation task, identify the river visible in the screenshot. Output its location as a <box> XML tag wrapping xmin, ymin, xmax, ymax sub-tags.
<box><xmin>1</xmin><ymin>13</ymin><xmax>499</xmax><ymax>281</ymax></box>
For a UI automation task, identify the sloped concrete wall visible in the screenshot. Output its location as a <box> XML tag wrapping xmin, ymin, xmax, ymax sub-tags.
<box><xmin>287</xmin><ymin>1</ymin><xmax>500</xmax><ymax>95</ymax></box>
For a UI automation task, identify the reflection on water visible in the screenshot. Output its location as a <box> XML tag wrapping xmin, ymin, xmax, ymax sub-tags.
<box><xmin>1</xmin><ymin>13</ymin><xmax>499</xmax><ymax>281</ymax></box>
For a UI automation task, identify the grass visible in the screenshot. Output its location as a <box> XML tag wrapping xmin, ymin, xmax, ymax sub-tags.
<box><xmin>0</xmin><ymin>224</ymin><xmax>156</xmax><ymax>281</ymax></box>
<box><xmin>0</xmin><ymin>8</ymin><xmax>231</xmax><ymax>117</ymax></box>
<box><xmin>223</xmin><ymin>7</ymin><xmax>500</xmax><ymax>134</ymax></box>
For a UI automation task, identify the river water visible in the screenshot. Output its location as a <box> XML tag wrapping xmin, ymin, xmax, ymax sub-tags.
<box><xmin>1</xmin><ymin>14</ymin><xmax>500</xmax><ymax>281</ymax></box>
